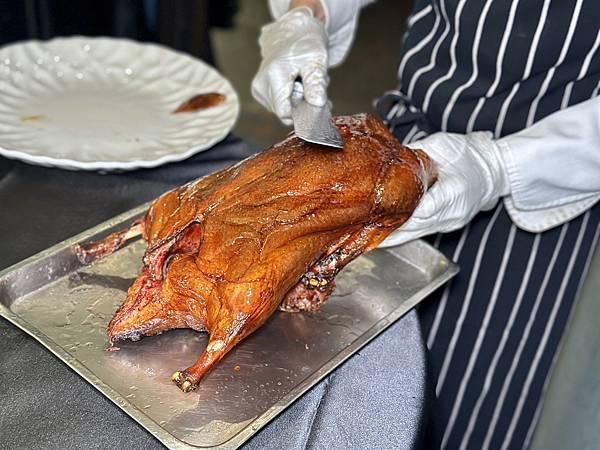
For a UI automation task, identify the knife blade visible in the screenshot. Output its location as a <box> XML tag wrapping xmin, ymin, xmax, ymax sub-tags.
<box><xmin>290</xmin><ymin>81</ymin><xmax>343</xmax><ymax>149</ymax></box>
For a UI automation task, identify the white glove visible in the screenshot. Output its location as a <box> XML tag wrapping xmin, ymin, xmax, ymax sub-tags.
<box><xmin>380</xmin><ymin>132</ymin><xmax>510</xmax><ymax>247</ymax></box>
<box><xmin>251</xmin><ymin>7</ymin><xmax>329</xmax><ymax>125</ymax></box>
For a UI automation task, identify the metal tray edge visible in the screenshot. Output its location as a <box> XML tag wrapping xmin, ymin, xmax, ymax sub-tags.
<box><xmin>0</xmin><ymin>202</ymin><xmax>149</xmax><ymax>282</ymax></box>
<box><xmin>0</xmin><ymin>301</ymin><xmax>188</xmax><ymax>449</ymax></box>
<box><xmin>0</xmin><ymin>254</ymin><xmax>457</xmax><ymax>450</ymax></box>
<box><xmin>0</xmin><ymin>202</ymin><xmax>191</xmax><ymax>448</ymax></box>
<box><xmin>223</xmin><ymin>255</ymin><xmax>459</xmax><ymax>449</ymax></box>
<box><xmin>0</xmin><ymin>204</ymin><xmax>459</xmax><ymax>449</ymax></box>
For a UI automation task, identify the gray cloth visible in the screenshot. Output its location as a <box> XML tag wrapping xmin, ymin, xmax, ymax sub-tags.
<box><xmin>244</xmin><ymin>311</ymin><xmax>427</xmax><ymax>450</ymax></box>
<box><xmin>0</xmin><ymin>137</ymin><xmax>426</xmax><ymax>449</ymax></box>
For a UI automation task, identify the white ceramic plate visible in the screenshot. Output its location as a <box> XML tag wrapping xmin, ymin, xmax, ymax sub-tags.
<box><xmin>0</xmin><ymin>37</ymin><xmax>239</xmax><ymax>171</ymax></box>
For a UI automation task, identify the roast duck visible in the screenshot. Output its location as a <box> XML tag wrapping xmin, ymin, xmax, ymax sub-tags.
<box><xmin>77</xmin><ymin>114</ymin><xmax>436</xmax><ymax>392</ymax></box>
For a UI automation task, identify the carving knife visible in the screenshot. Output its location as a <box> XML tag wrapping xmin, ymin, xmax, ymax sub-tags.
<box><xmin>290</xmin><ymin>80</ymin><xmax>343</xmax><ymax>149</ymax></box>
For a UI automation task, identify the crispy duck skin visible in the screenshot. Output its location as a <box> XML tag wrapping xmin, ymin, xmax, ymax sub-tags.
<box><xmin>78</xmin><ymin>114</ymin><xmax>436</xmax><ymax>392</ymax></box>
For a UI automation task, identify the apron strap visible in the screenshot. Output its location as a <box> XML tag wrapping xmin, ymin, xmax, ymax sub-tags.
<box><xmin>374</xmin><ymin>89</ymin><xmax>437</xmax><ymax>136</ymax></box>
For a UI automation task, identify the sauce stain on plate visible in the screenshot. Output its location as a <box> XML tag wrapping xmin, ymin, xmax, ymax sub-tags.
<box><xmin>172</xmin><ymin>93</ymin><xmax>226</xmax><ymax>114</ymax></box>
<box><xmin>19</xmin><ymin>114</ymin><xmax>46</xmax><ymax>123</ymax></box>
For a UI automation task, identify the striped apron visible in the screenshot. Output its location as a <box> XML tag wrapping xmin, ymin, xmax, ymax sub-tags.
<box><xmin>374</xmin><ymin>1</ymin><xmax>600</xmax><ymax>449</ymax></box>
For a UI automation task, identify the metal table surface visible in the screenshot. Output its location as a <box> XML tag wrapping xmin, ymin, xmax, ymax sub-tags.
<box><xmin>0</xmin><ymin>137</ymin><xmax>428</xmax><ymax>450</ymax></box>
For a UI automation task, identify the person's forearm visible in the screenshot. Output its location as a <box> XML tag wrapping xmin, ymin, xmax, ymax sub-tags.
<box><xmin>269</xmin><ymin>0</ymin><xmax>374</xmax><ymax>66</ymax></box>
<box><xmin>290</xmin><ymin>0</ymin><xmax>326</xmax><ymax>22</ymax></box>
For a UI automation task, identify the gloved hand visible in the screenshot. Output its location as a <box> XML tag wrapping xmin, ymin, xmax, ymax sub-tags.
<box><xmin>251</xmin><ymin>7</ymin><xmax>329</xmax><ymax>125</ymax></box>
<box><xmin>380</xmin><ymin>132</ymin><xmax>511</xmax><ymax>247</ymax></box>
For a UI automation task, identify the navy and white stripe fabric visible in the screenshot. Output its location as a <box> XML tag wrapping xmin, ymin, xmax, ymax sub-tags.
<box><xmin>375</xmin><ymin>1</ymin><xmax>600</xmax><ymax>449</ymax></box>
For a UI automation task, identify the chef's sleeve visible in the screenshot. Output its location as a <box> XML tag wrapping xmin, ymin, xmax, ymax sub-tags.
<box><xmin>497</xmin><ymin>96</ymin><xmax>600</xmax><ymax>232</ymax></box>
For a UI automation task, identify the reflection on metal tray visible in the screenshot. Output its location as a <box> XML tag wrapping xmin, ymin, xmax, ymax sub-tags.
<box><xmin>0</xmin><ymin>204</ymin><xmax>458</xmax><ymax>449</ymax></box>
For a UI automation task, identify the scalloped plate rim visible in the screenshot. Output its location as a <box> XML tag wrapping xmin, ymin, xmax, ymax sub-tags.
<box><xmin>0</xmin><ymin>36</ymin><xmax>240</xmax><ymax>171</ymax></box>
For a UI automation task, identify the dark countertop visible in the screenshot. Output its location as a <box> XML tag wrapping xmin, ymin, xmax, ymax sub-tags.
<box><xmin>0</xmin><ymin>138</ymin><xmax>427</xmax><ymax>450</ymax></box>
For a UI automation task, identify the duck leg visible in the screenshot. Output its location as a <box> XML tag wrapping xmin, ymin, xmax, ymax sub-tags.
<box><xmin>170</xmin><ymin>275</ymin><xmax>284</xmax><ymax>392</ymax></box>
<box><xmin>171</xmin><ymin>331</ymin><xmax>234</xmax><ymax>392</ymax></box>
<box><xmin>280</xmin><ymin>220</ymin><xmax>406</xmax><ymax>312</ymax></box>
<box><xmin>75</xmin><ymin>219</ymin><xmax>144</xmax><ymax>264</ymax></box>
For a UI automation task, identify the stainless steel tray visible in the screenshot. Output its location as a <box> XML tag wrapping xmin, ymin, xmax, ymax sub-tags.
<box><xmin>0</xmin><ymin>204</ymin><xmax>458</xmax><ymax>449</ymax></box>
